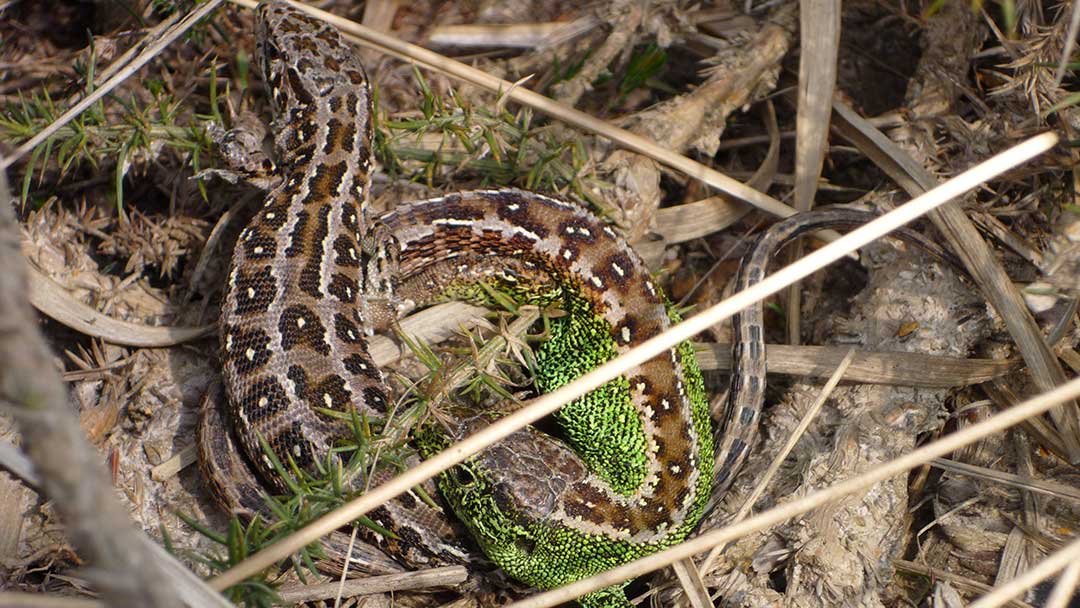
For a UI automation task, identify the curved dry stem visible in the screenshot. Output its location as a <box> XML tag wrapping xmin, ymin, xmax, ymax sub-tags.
<box><xmin>230</xmin><ymin>0</ymin><xmax>797</xmax><ymax>220</ymax></box>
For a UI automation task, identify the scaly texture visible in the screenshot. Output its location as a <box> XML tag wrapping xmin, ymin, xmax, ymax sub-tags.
<box><xmin>218</xmin><ymin>2</ymin><xmax>384</xmax><ymax>486</ymax></box>
<box><xmin>205</xmin><ymin>2</ymin><xmax>724</xmax><ymax>605</ymax></box>
<box><xmin>381</xmin><ymin>191</ymin><xmax>714</xmax><ymax>603</ymax></box>
<box><xmin>212</xmin><ymin>0</ymin><xmax>467</xmax><ymax>568</ymax></box>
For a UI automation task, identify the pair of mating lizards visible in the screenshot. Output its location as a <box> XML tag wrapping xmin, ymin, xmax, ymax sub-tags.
<box><xmin>199</xmin><ymin>2</ymin><xmax>918</xmax><ymax>605</ymax></box>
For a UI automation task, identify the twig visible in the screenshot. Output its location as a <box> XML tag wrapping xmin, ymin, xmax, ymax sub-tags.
<box><xmin>0</xmin><ymin>175</ymin><xmax>181</xmax><ymax>605</ymax></box>
<box><xmin>275</xmin><ymin>565</ymin><xmax>467</xmax><ymax>604</ymax></box>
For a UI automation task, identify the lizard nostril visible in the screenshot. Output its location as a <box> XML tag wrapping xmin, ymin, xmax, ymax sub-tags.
<box><xmin>514</xmin><ymin>535</ymin><xmax>536</xmax><ymax>557</ymax></box>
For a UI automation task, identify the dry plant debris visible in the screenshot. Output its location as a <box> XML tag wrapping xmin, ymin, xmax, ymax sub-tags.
<box><xmin>0</xmin><ymin>0</ymin><xmax>1077</xmax><ymax>607</ymax></box>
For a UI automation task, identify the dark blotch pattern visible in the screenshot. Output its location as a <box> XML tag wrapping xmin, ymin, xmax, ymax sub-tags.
<box><xmin>327</xmin><ymin>272</ymin><xmax>358</xmax><ymax>303</ymax></box>
<box><xmin>333</xmin><ymin>312</ymin><xmax>362</xmax><ymax>344</ymax></box>
<box><xmin>231</xmin><ymin>266</ymin><xmax>276</xmax><ymax>316</ymax></box>
<box><xmin>495</xmin><ymin>202</ymin><xmax>550</xmax><ymax>240</ymax></box>
<box><xmin>345</xmin><ymin>69</ymin><xmax>366</xmax><ymax>85</ymax></box>
<box><xmin>558</xmin><ymin>216</ymin><xmax>599</xmax><ymax>243</ymax></box>
<box><xmin>304</xmin><ymin>373</ymin><xmax>353</xmax><ymax>413</ymax></box>
<box><xmin>614</xmin><ymin>315</ymin><xmax>641</xmax><ymax>345</ymax></box>
<box><xmin>239</xmin><ymin>376</ymin><xmax>291</xmax><ymax>425</ymax></box>
<box><xmin>338</xmin><ymin>121</ymin><xmax>357</xmax><ymax>154</ymax></box>
<box><xmin>323</xmin><ymin>118</ymin><xmax>344</xmax><ymax>155</ymax></box>
<box><xmin>433</xmin><ymin>198</ymin><xmax>486</xmax><ymax>222</ymax></box>
<box><xmin>287</xmin><ymin>142</ymin><xmax>317</xmax><ymax>172</ymax></box>
<box><xmin>284</xmin><ymin>421</ymin><xmax>316</xmax><ymax>469</ymax></box>
<box><xmin>562</xmin><ymin>484</ymin><xmax>610</xmax><ymax>526</ymax></box>
<box><xmin>332</xmin><ymin>234</ymin><xmax>360</xmax><ymax>268</ymax></box>
<box><xmin>600</xmin><ymin>251</ymin><xmax>635</xmax><ymax>288</ymax></box>
<box><xmin>362</xmin><ymin>386</ymin><xmax>389</xmax><ymax>413</ymax></box>
<box><xmin>341</xmin><ymin>206</ymin><xmax>359</xmax><ymax>232</ymax></box>
<box><xmin>278</xmin><ymin>304</ymin><xmax>330</xmax><ymax>355</ymax></box>
<box><xmin>343</xmin><ymin>353</ymin><xmax>381</xmax><ymax>380</ymax></box>
<box><xmin>243</xmin><ymin>229</ymin><xmax>277</xmax><ymax>261</ymax></box>
<box><xmin>282</xmin><ymin>365</ymin><xmax>354</xmax><ymax>416</ymax></box>
<box><xmin>284</xmin><ymin>209</ymin><xmax>309</xmax><ymax>258</ymax></box>
<box><xmin>302</xmin><ymin>161</ymin><xmax>348</xmax><ymax>206</ymax></box>
<box><xmin>297</xmin><ymin>204</ymin><xmax>332</xmax><ymax>298</ymax></box>
<box><xmin>228</xmin><ymin>328</ymin><xmax>273</xmax><ymax>376</ymax></box>
<box><xmin>314</xmin><ymin>27</ymin><xmax>340</xmax><ymax>46</ymax></box>
<box><xmin>559</xmin><ymin>241</ymin><xmax>581</xmax><ymax>263</ymax></box>
<box><xmin>285</xmin><ymin>67</ymin><xmax>315</xmax><ymax>106</ymax></box>
<box><xmin>286</xmin><ymin>364</ymin><xmax>309</xmax><ymax>400</ymax></box>
<box><xmin>397</xmin><ymin>492</ymin><xmax>417</xmax><ymax>509</ymax></box>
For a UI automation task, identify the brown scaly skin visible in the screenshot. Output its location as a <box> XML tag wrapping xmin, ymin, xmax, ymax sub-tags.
<box><xmin>209</xmin><ymin>1</ymin><xmax>468</xmax><ymax>568</ymax></box>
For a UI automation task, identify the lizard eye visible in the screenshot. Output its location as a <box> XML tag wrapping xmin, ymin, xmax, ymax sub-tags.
<box><xmin>262</xmin><ymin>40</ymin><xmax>281</xmax><ymax>64</ymax></box>
<box><xmin>451</xmin><ymin>465</ymin><xmax>475</xmax><ymax>487</ymax></box>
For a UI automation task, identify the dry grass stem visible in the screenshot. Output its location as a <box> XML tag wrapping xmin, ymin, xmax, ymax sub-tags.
<box><xmin>695</xmin><ymin>342</ymin><xmax>1017</xmax><ymax>386</ymax></box>
<box><xmin>274</xmin><ymin>565</ymin><xmax>468</xmax><ymax>604</ymax></box>
<box><xmin>27</xmin><ymin>266</ymin><xmax>213</xmax><ymax>347</ymax></box>
<box><xmin>426</xmin><ymin>20</ymin><xmax>599</xmax><ymax>49</ymax></box>
<box><xmin>231</xmin><ymin>0</ymin><xmax>798</xmax><ymax>219</ymax></box>
<box><xmin>0</xmin><ymin>0</ymin><xmax>226</xmax><ymax>172</ymax></box>
<box><xmin>892</xmin><ymin>561</ymin><xmax>1034</xmax><ymax>608</ymax></box>
<box><xmin>669</xmin><ymin>559</ymin><xmax>710</xmax><ymax>608</ymax></box>
<box><xmin>1044</xmin><ymin>560</ymin><xmax>1080</xmax><ymax>608</ymax></box>
<box><xmin>785</xmin><ymin>0</ymin><xmax>840</xmax><ymax>345</ymax></box>
<box><xmin>698</xmin><ymin>348</ymin><xmax>855</xmax><ymax>573</ymax></box>
<box><xmin>929</xmin><ymin>458</ymin><xmax>1080</xmax><ymax>502</ymax></box>
<box><xmin>0</xmin><ymin>593</ymin><xmax>100</xmax><ymax>608</ymax></box>
<box><xmin>793</xmin><ymin>0</ymin><xmax>839</xmax><ymax>215</ymax></box>
<box><xmin>967</xmin><ymin>534</ymin><xmax>1080</xmax><ymax>608</ymax></box>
